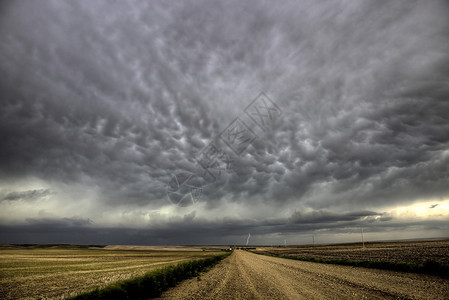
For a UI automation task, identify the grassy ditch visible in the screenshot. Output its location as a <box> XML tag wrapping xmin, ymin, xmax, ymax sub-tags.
<box><xmin>252</xmin><ymin>252</ymin><xmax>449</xmax><ymax>278</ymax></box>
<box><xmin>71</xmin><ymin>252</ymin><xmax>231</xmax><ymax>300</ymax></box>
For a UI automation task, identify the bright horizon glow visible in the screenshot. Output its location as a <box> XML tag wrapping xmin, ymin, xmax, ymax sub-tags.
<box><xmin>386</xmin><ymin>199</ymin><xmax>449</xmax><ymax>219</ymax></box>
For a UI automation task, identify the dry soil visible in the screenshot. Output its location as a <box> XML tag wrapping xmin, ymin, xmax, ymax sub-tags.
<box><xmin>157</xmin><ymin>250</ymin><xmax>449</xmax><ymax>300</ymax></box>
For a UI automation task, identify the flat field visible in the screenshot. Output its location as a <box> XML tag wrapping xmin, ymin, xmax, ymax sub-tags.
<box><xmin>157</xmin><ymin>250</ymin><xmax>449</xmax><ymax>299</ymax></box>
<box><xmin>0</xmin><ymin>246</ymin><xmax>222</xmax><ymax>299</ymax></box>
<box><xmin>253</xmin><ymin>239</ymin><xmax>449</xmax><ymax>266</ymax></box>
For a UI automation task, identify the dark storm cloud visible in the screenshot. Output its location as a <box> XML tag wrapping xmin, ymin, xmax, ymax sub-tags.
<box><xmin>1</xmin><ymin>189</ymin><xmax>52</xmax><ymax>202</ymax></box>
<box><xmin>0</xmin><ymin>0</ymin><xmax>449</xmax><ymax>244</ymax></box>
<box><xmin>289</xmin><ymin>210</ymin><xmax>380</xmax><ymax>224</ymax></box>
<box><xmin>25</xmin><ymin>216</ymin><xmax>94</xmax><ymax>228</ymax></box>
<box><xmin>1</xmin><ymin>212</ymin><xmax>447</xmax><ymax>245</ymax></box>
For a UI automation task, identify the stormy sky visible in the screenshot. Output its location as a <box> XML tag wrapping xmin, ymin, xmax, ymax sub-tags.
<box><xmin>1</xmin><ymin>0</ymin><xmax>448</xmax><ymax>245</ymax></box>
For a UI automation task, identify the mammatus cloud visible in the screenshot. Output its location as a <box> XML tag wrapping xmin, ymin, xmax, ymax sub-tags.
<box><xmin>0</xmin><ymin>0</ymin><xmax>448</xmax><ymax>244</ymax></box>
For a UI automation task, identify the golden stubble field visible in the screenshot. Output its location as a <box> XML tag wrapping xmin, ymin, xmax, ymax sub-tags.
<box><xmin>254</xmin><ymin>239</ymin><xmax>449</xmax><ymax>266</ymax></box>
<box><xmin>0</xmin><ymin>246</ymin><xmax>222</xmax><ymax>299</ymax></box>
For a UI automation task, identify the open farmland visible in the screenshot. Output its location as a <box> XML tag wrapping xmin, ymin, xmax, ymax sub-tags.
<box><xmin>252</xmin><ymin>239</ymin><xmax>449</xmax><ymax>267</ymax></box>
<box><xmin>157</xmin><ymin>250</ymin><xmax>449</xmax><ymax>299</ymax></box>
<box><xmin>0</xmin><ymin>246</ymin><xmax>223</xmax><ymax>299</ymax></box>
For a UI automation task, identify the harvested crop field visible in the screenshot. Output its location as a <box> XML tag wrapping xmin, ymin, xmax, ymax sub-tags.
<box><xmin>0</xmin><ymin>246</ymin><xmax>222</xmax><ymax>299</ymax></box>
<box><xmin>157</xmin><ymin>250</ymin><xmax>449</xmax><ymax>300</ymax></box>
<box><xmin>253</xmin><ymin>239</ymin><xmax>449</xmax><ymax>266</ymax></box>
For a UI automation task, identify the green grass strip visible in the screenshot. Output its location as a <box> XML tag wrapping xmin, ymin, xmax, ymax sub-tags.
<box><xmin>71</xmin><ymin>252</ymin><xmax>231</xmax><ymax>300</ymax></box>
<box><xmin>253</xmin><ymin>252</ymin><xmax>448</xmax><ymax>278</ymax></box>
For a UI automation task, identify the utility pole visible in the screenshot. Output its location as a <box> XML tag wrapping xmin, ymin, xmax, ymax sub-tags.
<box><xmin>284</xmin><ymin>239</ymin><xmax>287</xmax><ymax>247</ymax></box>
<box><xmin>361</xmin><ymin>227</ymin><xmax>365</xmax><ymax>249</ymax></box>
<box><xmin>312</xmin><ymin>235</ymin><xmax>315</xmax><ymax>247</ymax></box>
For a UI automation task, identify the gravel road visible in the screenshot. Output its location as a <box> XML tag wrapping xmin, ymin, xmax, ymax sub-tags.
<box><xmin>157</xmin><ymin>250</ymin><xmax>449</xmax><ymax>299</ymax></box>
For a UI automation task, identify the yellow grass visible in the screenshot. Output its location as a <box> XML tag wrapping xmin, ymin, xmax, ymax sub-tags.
<box><xmin>0</xmin><ymin>247</ymin><xmax>222</xmax><ymax>299</ymax></box>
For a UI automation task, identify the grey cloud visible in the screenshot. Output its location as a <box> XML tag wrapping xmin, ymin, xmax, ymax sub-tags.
<box><xmin>0</xmin><ymin>214</ymin><xmax>447</xmax><ymax>245</ymax></box>
<box><xmin>183</xmin><ymin>211</ymin><xmax>196</xmax><ymax>223</ymax></box>
<box><xmin>1</xmin><ymin>189</ymin><xmax>53</xmax><ymax>202</ymax></box>
<box><xmin>289</xmin><ymin>210</ymin><xmax>381</xmax><ymax>224</ymax></box>
<box><xmin>0</xmin><ymin>0</ymin><xmax>448</xmax><ymax>244</ymax></box>
<box><xmin>25</xmin><ymin>217</ymin><xmax>94</xmax><ymax>228</ymax></box>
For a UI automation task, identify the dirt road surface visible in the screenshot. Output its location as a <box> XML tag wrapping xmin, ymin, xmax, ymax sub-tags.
<box><xmin>157</xmin><ymin>250</ymin><xmax>449</xmax><ymax>299</ymax></box>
